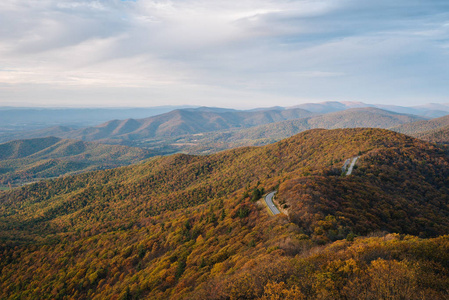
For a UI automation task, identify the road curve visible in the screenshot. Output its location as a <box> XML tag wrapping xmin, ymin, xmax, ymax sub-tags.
<box><xmin>346</xmin><ymin>156</ymin><xmax>359</xmax><ymax>175</ymax></box>
<box><xmin>265</xmin><ymin>191</ymin><xmax>281</xmax><ymax>215</ymax></box>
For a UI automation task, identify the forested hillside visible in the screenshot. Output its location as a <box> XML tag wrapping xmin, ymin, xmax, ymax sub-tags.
<box><xmin>391</xmin><ymin>115</ymin><xmax>449</xmax><ymax>144</ymax></box>
<box><xmin>393</xmin><ymin>115</ymin><xmax>449</xmax><ymax>135</ymax></box>
<box><xmin>0</xmin><ymin>137</ymin><xmax>152</xmax><ymax>185</ymax></box>
<box><xmin>155</xmin><ymin>107</ymin><xmax>426</xmax><ymax>154</ymax></box>
<box><xmin>0</xmin><ymin>107</ymin><xmax>427</xmax><ymax>157</ymax></box>
<box><xmin>0</xmin><ymin>126</ymin><xmax>75</xmax><ymax>144</ymax></box>
<box><xmin>414</xmin><ymin>125</ymin><xmax>449</xmax><ymax>144</ymax></box>
<box><xmin>1</xmin><ymin>128</ymin><xmax>449</xmax><ymax>299</ymax></box>
<box><xmin>0</xmin><ymin>107</ymin><xmax>313</xmax><ymax>144</ymax></box>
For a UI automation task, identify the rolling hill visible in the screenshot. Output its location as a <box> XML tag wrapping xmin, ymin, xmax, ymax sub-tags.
<box><xmin>0</xmin><ymin>107</ymin><xmax>315</xmax><ymax>145</ymax></box>
<box><xmin>61</xmin><ymin>107</ymin><xmax>315</xmax><ymax>143</ymax></box>
<box><xmin>307</xmin><ymin>107</ymin><xmax>425</xmax><ymax>128</ymax></box>
<box><xmin>1</xmin><ymin>101</ymin><xmax>447</xmax><ymax>146</ymax></box>
<box><xmin>391</xmin><ymin>114</ymin><xmax>449</xmax><ymax>143</ymax></box>
<box><xmin>414</xmin><ymin>125</ymin><xmax>449</xmax><ymax>144</ymax></box>
<box><xmin>290</xmin><ymin>101</ymin><xmax>449</xmax><ymax>118</ymax></box>
<box><xmin>158</xmin><ymin>107</ymin><xmax>426</xmax><ymax>154</ymax></box>
<box><xmin>392</xmin><ymin>115</ymin><xmax>449</xmax><ymax>136</ymax></box>
<box><xmin>1</xmin><ymin>128</ymin><xmax>449</xmax><ymax>299</ymax></box>
<box><xmin>0</xmin><ymin>126</ymin><xmax>75</xmax><ymax>144</ymax></box>
<box><xmin>0</xmin><ymin>137</ymin><xmax>153</xmax><ymax>185</ymax></box>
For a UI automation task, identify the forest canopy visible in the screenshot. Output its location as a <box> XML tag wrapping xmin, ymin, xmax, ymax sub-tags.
<box><xmin>1</xmin><ymin>128</ymin><xmax>449</xmax><ymax>299</ymax></box>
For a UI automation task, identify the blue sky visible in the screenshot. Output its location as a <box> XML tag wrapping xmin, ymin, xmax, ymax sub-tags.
<box><xmin>0</xmin><ymin>0</ymin><xmax>448</xmax><ymax>108</ymax></box>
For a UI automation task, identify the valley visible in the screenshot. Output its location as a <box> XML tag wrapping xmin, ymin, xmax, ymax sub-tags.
<box><xmin>140</xmin><ymin>107</ymin><xmax>427</xmax><ymax>155</ymax></box>
<box><xmin>0</xmin><ymin>104</ymin><xmax>437</xmax><ymax>182</ymax></box>
<box><xmin>0</xmin><ymin>137</ymin><xmax>153</xmax><ymax>187</ymax></box>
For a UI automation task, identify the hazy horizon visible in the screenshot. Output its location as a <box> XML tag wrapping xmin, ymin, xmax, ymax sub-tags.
<box><xmin>1</xmin><ymin>100</ymin><xmax>449</xmax><ymax>111</ymax></box>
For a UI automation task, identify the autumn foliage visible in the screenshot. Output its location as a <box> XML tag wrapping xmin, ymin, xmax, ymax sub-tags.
<box><xmin>1</xmin><ymin>128</ymin><xmax>449</xmax><ymax>299</ymax></box>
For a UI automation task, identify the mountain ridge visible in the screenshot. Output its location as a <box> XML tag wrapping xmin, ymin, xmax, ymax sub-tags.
<box><xmin>63</xmin><ymin>107</ymin><xmax>315</xmax><ymax>142</ymax></box>
<box><xmin>165</xmin><ymin>107</ymin><xmax>426</xmax><ymax>154</ymax></box>
<box><xmin>392</xmin><ymin>114</ymin><xmax>449</xmax><ymax>135</ymax></box>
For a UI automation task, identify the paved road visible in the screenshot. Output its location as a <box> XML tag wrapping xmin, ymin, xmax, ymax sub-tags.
<box><xmin>342</xmin><ymin>158</ymin><xmax>350</xmax><ymax>173</ymax></box>
<box><xmin>265</xmin><ymin>191</ymin><xmax>281</xmax><ymax>215</ymax></box>
<box><xmin>346</xmin><ymin>156</ymin><xmax>359</xmax><ymax>175</ymax></box>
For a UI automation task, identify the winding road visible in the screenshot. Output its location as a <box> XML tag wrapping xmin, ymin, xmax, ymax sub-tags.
<box><xmin>265</xmin><ymin>191</ymin><xmax>281</xmax><ymax>215</ymax></box>
<box><xmin>346</xmin><ymin>156</ymin><xmax>359</xmax><ymax>175</ymax></box>
<box><xmin>264</xmin><ymin>157</ymin><xmax>359</xmax><ymax>217</ymax></box>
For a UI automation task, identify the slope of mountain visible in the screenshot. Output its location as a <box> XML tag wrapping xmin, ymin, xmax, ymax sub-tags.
<box><xmin>61</xmin><ymin>107</ymin><xmax>315</xmax><ymax>142</ymax></box>
<box><xmin>375</xmin><ymin>104</ymin><xmax>449</xmax><ymax>118</ymax></box>
<box><xmin>1</xmin><ymin>102</ymin><xmax>445</xmax><ymax>151</ymax></box>
<box><xmin>0</xmin><ymin>107</ymin><xmax>315</xmax><ymax>145</ymax></box>
<box><xmin>0</xmin><ymin>126</ymin><xmax>76</xmax><ymax>144</ymax></box>
<box><xmin>389</xmin><ymin>113</ymin><xmax>449</xmax><ymax>144</ymax></box>
<box><xmin>289</xmin><ymin>101</ymin><xmax>449</xmax><ymax>118</ymax></box>
<box><xmin>392</xmin><ymin>114</ymin><xmax>449</xmax><ymax>136</ymax></box>
<box><xmin>413</xmin><ymin>103</ymin><xmax>449</xmax><ymax>112</ymax></box>
<box><xmin>307</xmin><ymin>107</ymin><xmax>424</xmax><ymax>128</ymax></box>
<box><xmin>414</xmin><ymin>125</ymin><xmax>449</xmax><ymax>144</ymax></box>
<box><xmin>0</xmin><ymin>137</ymin><xmax>153</xmax><ymax>185</ymax></box>
<box><xmin>1</xmin><ymin>102</ymin><xmax>447</xmax><ymax>143</ymax></box>
<box><xmin>1</xmin><ymin>128</ymin><xmax>449</xmax><ymax>299</ymax></box>
<box><xmin>164</xmin><ymin>107</ymin><xmax>426</xmax><ymax>154</ymax></box>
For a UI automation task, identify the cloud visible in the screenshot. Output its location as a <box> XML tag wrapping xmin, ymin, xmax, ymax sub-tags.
<box><xmin>1</xmin><ymin>0</ymin><xmax>449</xmax><ymax>107</ymax></box>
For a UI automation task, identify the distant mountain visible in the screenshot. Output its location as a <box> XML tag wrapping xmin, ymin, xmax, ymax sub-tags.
<box><xmin>0</xmin><ymin>106</ymin><xmax>428</xmax><ymax>158</ymax></box>
<box><xmin>413</xmin><ymin>103</ymin><xmax>449</xmax><ymax>112</ymax></box>
<box><xmin>1</xmin><ymin>102</ymin><xmax>447</xmax><ymax>135</ymax></box>
<box><xmin>3</xmin><ymin>102</ymin><xmax>449</xmax><ymax>158</ymax></box>
<box><xmin>289</xmin><ymin>101</ymin><xmax>449</xmax><ymax>118</ymax></box>
<box><xmin>307</xmin><ymin>107</ymin><xmax>424</xmax><ymax>128</ymax></box>
<box><xmin>392</xmin><ymin>115</ymin><xmax>449</xmax><ymax>144</ymax></box>
<box><xmin>392</xmin><ymin>115</ymin><xmax>449</xmax><ymax>136</ymax></box>
<box><xmin>376</xmin><ymin>104</ymin><xmax>449</xmax><ymax>118</ymax></box>
<box><xmin>289</xmin><ymin>101</ymin><xmax>371</xmax><ymax>113</ymax></box>
<box><xmin>415</xmin><ymin>125</ymin><xmax>449</xmax><ymax>144</ymax></box>
<box><xmin>17</xmin><ymin>107</ymin><xmax>314</xmax><ymax>144</ymax></box>
<box><xmin>0</xmin><ymin>106</ymin><xmax>196</xmax><ymax>131</ymax></box>
<box><xmin>183</xmin><ymin>106</ymin><xmax>238</xmax><ymax>113</ymax></box>
<box><xmin>7</xmin><ymin>107</ymin><xmax>420</xmax><ymax>147</ymax></box>
<box><xmin>175</xmin><ymin>107</ymin><xmax>426</xmax><ymax>153</ymax></box>
<box><xmin>0</xmin><ymin>126</ymin><xmax>75</xmax><ymax>144</ymax></box>
<box><xmin>417</xmin><ymin>110</ymin><xmax>449</xmax><ymax>118</ymax></box>
<box><xmin>0</xmin><ymin>137</ymin><xmax>152</xmax><ymax>185</ymax></box>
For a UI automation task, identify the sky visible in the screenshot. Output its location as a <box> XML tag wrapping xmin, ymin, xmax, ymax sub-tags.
<box><xmin>0</xmin><ymin>0</ymin><xmax>449</xmax><ymax>108</ymax></box>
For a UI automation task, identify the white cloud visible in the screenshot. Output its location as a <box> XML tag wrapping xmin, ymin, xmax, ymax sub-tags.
<box><xmin>1</xmin><ymin>0</ymin><xmax>449</xmax><ymax>107</ymax></box>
